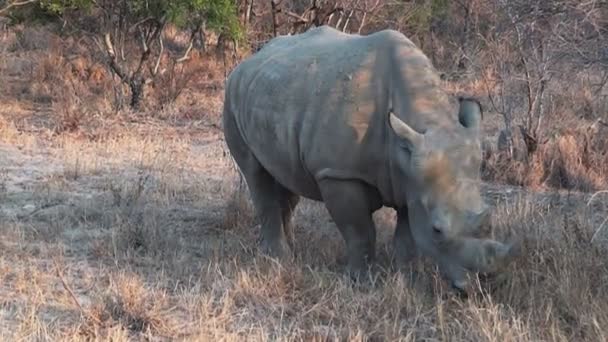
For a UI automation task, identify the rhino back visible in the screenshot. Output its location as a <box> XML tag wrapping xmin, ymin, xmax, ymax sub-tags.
<box><xmin>225</xmin><ymin>26</ymin><xmax>453</xmax><ymax>201</ymax></box>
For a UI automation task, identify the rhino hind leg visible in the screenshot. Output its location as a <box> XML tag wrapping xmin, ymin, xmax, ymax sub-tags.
<box><xmin>281</xmin><ymin>192</ymin><xmax>300</xmax><ymax>250</ymax></box>
<box><xmin>223</xmin><ymin>112</ymin><xmax>292</xmax><ymax>259</ymax></box>
<box><xmin>244</xmin><ymin>167</ymin><xmax>294</xmax><ymax>259</ymax></box>
<box><xmin>318</xmin><ymin>179</ymin><xmax>380</xmax><ymax>279</ymax></box>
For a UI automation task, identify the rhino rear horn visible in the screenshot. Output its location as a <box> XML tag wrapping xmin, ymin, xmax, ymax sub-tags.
<box><xmin>389</xmin><ymin>112</ymin><xmax>424</xmax><ymax>149</ymax></box>
<box><xmin>458</xmin><ymin>97</ymin><xmax>483</xmax><ymax>131</ymax></box>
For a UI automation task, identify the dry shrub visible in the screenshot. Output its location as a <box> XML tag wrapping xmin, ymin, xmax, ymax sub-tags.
<box><xmin>539</xmin><ymin>133</ymin><xmax>605</xmax><ymax>191</ymax></box>
<box><xmin>110</xmin><ymin>212</ymin><xmax>181</xmax><ymax>261</ymax></box>
<box><xmin>2</xmin><ymin>23</ymin><xmax>228</xmax><ymax>130</ymax></box>
<box><xmin>484</xmin><ymin>126</ymin><xmax>608</xmax><ymax>191</ymax></box>
<box><xmin>149</xmin><ymin>49</ymin><xmax>227</xmax><ymax>120</ymax></box>
<box><xmin>10</xmin><ymin>25</ymin><xmax>53</xmax><ymax>52</ymax></box>
<box><xmin>30</xmin><ymin>52</ymin><xmax>111</xmax><ymax>134</ymax></box>
<box><xmin>550</xmin><ymin>72</ymin><xmax>608</xmax><ymax>121</ymax></box>
<box><xmin>0</xmin><ymin>115</ymin><xmax>22</xmax><ymax>143</ymax></box>
<box><xmin>2</xmin><ymin>24</ymin><xmax>114</xmax><ymax>133</ymax></box>
<box><xmin>482</xmin><ymin>152</ymin><xmax>528</xmax><ymax>188</ymax></box>
<box><xmin>486</xmin><ymin>197</ymin><xmax>608</xmax><ymax>341</ymax></box>
<box><xmin>443</xmin><ymin>67</ymin><xmax>499</xmax><ymax>99</ymax></box>
<box><xmin>83</xmin><ymin>273</ymin><xmax>177</xmax><ymax>339</ymax></box>
<box><xmin>150</xmin><ymin>59</ymin><xmax>200</xmax><ymax>111</ymax></box>
<box><xmin>106</xmin><ymin>173</ymin><xmax>181</xmax><ymax>261</ymax></box>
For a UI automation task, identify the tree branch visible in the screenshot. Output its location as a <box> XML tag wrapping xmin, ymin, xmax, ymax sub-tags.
<box><xmin>176</xmin><ymin>25</ymin><xmax>200</xmax><ymax>63</ymax></box>
<box><xmin>283</xmin><ymin>10</ymin><xmax>309</xmax><ymax>24</ymax></box>
<box><xmin>152</xmin><ymin>33</ymin><xmax>163</xmax><ymax>76</ymax></box>
<box><xmin>0</xmin><ymin>0</ymin><xmax>37</xmax><ymax>15</ymax></box>
<box><xmin>103</xmin><ymin>33</ymin><xmax>128</xmax><ymax>81</ymax></box>
<box><xmin>270</xmin><ymin>0</ymin><xmax>280</xmax><ymax>36</ymax></box>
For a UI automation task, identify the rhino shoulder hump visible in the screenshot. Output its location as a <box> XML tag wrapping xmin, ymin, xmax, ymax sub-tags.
<box><xmin>371</xmin><ymin>29</ymin><xmax>416</xmax><ymax>48</ymax></box>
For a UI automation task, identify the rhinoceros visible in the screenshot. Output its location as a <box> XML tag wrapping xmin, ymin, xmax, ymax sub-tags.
<box><xmin>222</xmin><ymin>25</ymin><xmax>517</xmax><ymax>290</ymax></box>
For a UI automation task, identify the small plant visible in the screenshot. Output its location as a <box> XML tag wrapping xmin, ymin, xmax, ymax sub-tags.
<box><xmin>84</xmin><ymin>273</ymin><xmax>175</xmax><ymax>338</ymax></box>
<box><xmin>109</xmin><ymin>171</ymin><xmax>150</xmax><ymax>218</ymax></box>
<box><xmin>0</xmin><ymin>168</ymin><xmax>7</xmax><ymax>199</ymax></box>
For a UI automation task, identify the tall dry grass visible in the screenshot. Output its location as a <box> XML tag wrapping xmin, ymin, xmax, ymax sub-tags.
<box><xmin>482</xmin><ymin>122</ymin><xmax>608</xmax><ymax>192</ymax></box>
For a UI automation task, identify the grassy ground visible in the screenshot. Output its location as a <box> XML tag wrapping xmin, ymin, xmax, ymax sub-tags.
<box><xmin>1</xmin><ymin>23</ymin><xmax>608</xmax><ymax>342</ymax></box>
<box><xmin>1</xmin><ymin>116</ymin><xmax>608</xmax><ymax>341</ymax></box>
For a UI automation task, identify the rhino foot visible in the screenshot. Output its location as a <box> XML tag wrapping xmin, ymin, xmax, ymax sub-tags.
<box><xmin>346</xmin><ymin>262</ymin><xmax>373</xmax><ymax>284</ymax></box>
<box><xmin>450</xmin><ymin>281</ymin><xmax>469</xmax><ymax>299</ymax></box>
<box><xmin>392</xmin><ymin>239</ymin><xmax>417</xmax><ymax>265</ymax></box>
<box><xmin>341</xmin><ymin>247</ymin><xmax>374</xmax><ymax>283</ymax></box>
<box><xmin>260</xmin><ymin>237</ymin><xmax>293</xmax><ymax>260</ymax></box>
<box><xmin>393</xmin><ymin>208</ymin><xmax>418</xmax><ymax>266</ymax></box>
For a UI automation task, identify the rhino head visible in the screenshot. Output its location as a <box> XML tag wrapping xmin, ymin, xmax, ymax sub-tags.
<box><xmin>388</xmin><ymin>98</ymin><xmax>518</xmax><ymax>290</ymax></box>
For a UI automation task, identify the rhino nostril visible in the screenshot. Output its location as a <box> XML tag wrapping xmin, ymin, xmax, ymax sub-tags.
<box><xmin>432</xmin><ymin>226</ymin><xmax>443</xmax><ymax>235</ymax></box>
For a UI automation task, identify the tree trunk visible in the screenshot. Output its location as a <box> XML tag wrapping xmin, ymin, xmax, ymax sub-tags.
<box><xmin>271</xmin><ymin>0</ymin><xmax>279</xmax><ymax>37</ymax></box>
<box><xmin>457</xmin><ymin>1</ymin><xmax>473</xmax><ymax>73</ymax></box>
<box><xmin>129</xmin><ymin>78</ymin><xmax>145</xmax><ymax>109</ymax></box>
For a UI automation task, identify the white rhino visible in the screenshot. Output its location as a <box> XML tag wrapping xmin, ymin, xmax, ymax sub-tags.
<box><xmin>222</xmin><ymin>26</ymin><xmax>517</xmax><ymax>291</ymax></box>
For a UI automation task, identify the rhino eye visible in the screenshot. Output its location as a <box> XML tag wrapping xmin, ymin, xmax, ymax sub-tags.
<box><xmin>421</xmin><ymin>193</ymin><xmax>432</xmax><ymax>209</ymax></box>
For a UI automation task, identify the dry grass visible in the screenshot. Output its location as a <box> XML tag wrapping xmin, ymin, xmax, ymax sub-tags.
<box><xmin>483</xmin><ymin>125</ymin><xmax>608</xmax><ymax>192</ymax></box>
<box><xmin>1</xmin><ymin>23</ymin><xmax>608</xmax><ymax>342</ymax></box>
<box><xmin>1</xmin><ymin>119</ymin><xmax>608</xmax><ymax>341</ymax></box>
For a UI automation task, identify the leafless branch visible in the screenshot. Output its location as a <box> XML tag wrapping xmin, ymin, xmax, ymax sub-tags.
<box><xmin>0</xmin><ymin>0</ymin><xmax>37</xmax><ymax>15</ymax></box>
<box><xmin>341</xmin><ymin>0</ymin><xmax>360</xmax><ymax>33</ymax></box>
<box><xmin>283</xmin><ymin>10</ymin><xmax>309</xmax><ymax>23</ymax></box>
<box><xmin>270</xmin><ymin>0</ymin><xmax>280</xmax><ymax>36</ymax></box>
<box><xmin>138</xmin><ymin>26</ymin><xmax>149</xmax><ymax>53</ymax></box>
<box><xmin>128</xmin><ymin>16</ymin><xmax>154</xmax><ymax>32</ymax></box>
<box><xmin>152</xmin><ymin>33</ymin><xmax>163</xmax><ymax>76</ymax></box>
<box><xmin>176</xmin><ymin>25</ymin><xmax>200</xmax><ymax>63</ymax></box>
<box><xmin>104</xmin><ymin>33</ymin><xmax>128</xmax><ymax>81</ymax></box>
<box><xmin>53</xmin><ymin>258</ymin><xmax>102</xmax><ymax>324</ymax></box>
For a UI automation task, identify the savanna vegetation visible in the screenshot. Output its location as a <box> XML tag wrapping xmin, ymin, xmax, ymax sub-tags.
<box><xmin>1</xmin><ymin>0</ymin><xmax>607</xmax><ymax>340</ymax></box>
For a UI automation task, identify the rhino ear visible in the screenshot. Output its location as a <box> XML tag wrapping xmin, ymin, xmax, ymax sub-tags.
<box><xmin>458</xmin><ymin>97</ymin><xmax>483</xmax><ymax>131</ymax></box>
<box><xmin>389</xmin><ymin>112</ymin><xmax>423</xmax><ymax>149</ymax></box>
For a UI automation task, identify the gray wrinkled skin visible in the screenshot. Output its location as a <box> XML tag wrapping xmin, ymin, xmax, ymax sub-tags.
<box><xmin>222</xmin><ymin>25</ymin><xmax>517</xmax><ymax>290</ymax></box>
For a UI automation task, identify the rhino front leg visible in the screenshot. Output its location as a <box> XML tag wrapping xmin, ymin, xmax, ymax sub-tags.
<box><xmin>319</xmin><ymin>179</ymin><xmax>380</xmax><ymax>279</ymax></box>
<box><xmin>393</xmin><ymin>207</ymin><xmax>418</xmax><ymax>264</ymax></box>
